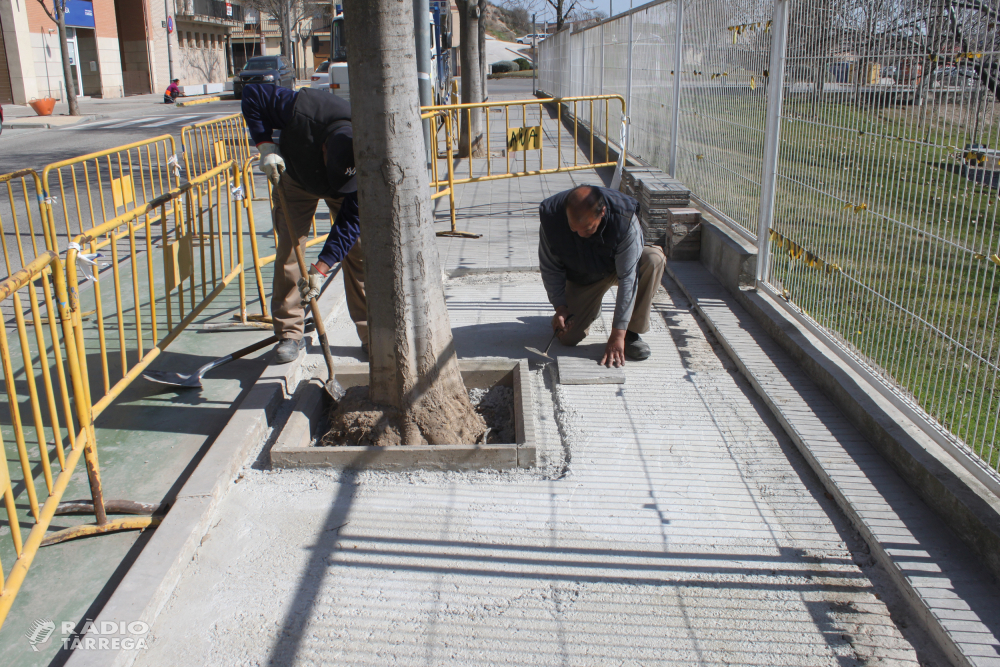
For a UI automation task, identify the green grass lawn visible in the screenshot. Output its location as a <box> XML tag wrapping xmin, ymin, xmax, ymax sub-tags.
<box><xmin>673</xmin><ymin>88</ymin><xmax>1000</xmax><ymax>467</ymax></box>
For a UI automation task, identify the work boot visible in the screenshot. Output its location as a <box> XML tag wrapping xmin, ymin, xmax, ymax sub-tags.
<box><xmin>624</xmin><ymin>331</ymin><xmax>650</xmax><ymax>361</ymax></box>
<box><xmin>274</xmin><ymin>338</ymin><xmax>305</xmax><ymax>364</ymax></box>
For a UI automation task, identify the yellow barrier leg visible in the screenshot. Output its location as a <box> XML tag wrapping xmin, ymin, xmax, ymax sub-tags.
<box><xmin>436</xmin><ymin>112</ymin><xmax>481</xmax><ymax>239</ymax></box>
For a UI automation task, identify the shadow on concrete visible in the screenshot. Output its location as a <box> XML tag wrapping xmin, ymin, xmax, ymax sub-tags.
<box><xmin>264</xmin><ymin>474</ymin><xmax>359</xmax><ymax>665</ymax></box>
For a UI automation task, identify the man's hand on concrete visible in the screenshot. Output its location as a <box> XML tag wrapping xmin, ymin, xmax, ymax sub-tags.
<box><xmin>298</xmin><ymin>264</ymin><xmax>325</xmax><ymax>305</ymax></box>
<box><xmin>601</xmin><ymin>328</ymin><xmax>627</xmax><ymax>367</ymax></box>
<box><xmin>257</xmin><ymin>142</ymin><xmax>285</xmax><ymax>180</ymax></box>
<box><xmin>552</xmin><ymin>306</ymin><xmax>572</xmax><ymax>336</ymax></box>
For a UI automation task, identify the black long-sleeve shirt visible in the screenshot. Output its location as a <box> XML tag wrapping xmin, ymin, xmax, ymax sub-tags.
<box><xmin>241</xmin><ymin>84</ymin><xmax>359</xmax><ymax>265</ymax></box>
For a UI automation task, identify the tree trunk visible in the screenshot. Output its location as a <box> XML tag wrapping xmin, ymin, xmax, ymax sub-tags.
<box><xmin>341</xmin><ymin>0</ymin><xmax>485</xmax><ymax>446</ymax></box>
<box><xmin>57</xmin><ymin>3</ymin><xmax>80</xmax><ymax>115</ymax></box>
<box><xmin>456</xmin><ymin>0</ymin><xmax>485</xmax><ymax>157</ymax></box>
<box><xmin>280</xmin><ymin>2</ymin><xmax>291</xmax><ymax>56</ymax></box>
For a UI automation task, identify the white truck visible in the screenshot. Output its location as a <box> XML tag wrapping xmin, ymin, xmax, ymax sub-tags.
<box><xmin>317</xmin><ymin>9</ymin><xmax>453</xmax><ymax>105</ymax></box>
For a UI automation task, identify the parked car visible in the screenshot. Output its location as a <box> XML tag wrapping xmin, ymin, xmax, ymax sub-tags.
<box><xmin>233</xmin><ymin>56</ymin><xmax>296</xmax><ymax>99</ymax></box>
<box><xmin>310</xmin><ymin>61</ymin><xmax>331</xmax><ymax>89</ymax></box>
<box><xmin>516</xmin><ymin>34</ymin><xmax>547</xmax><ymax>44</ymax></box>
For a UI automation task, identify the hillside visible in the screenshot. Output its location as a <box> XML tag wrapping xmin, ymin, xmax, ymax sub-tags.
<box><xmin>484</xmin><ymin>2</ymin><xmax>531</xmax><ymax>42</ymax></box>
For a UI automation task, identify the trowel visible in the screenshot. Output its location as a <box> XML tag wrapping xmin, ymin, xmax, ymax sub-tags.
<box><xmin>526</xmin><ymin>316</ymin><xmax>573</xmax><ymax>361</ymax></box>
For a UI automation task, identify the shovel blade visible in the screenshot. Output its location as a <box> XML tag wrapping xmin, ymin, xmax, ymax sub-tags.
<box><xmin>324</xmin><ymin>378</ymin><xmax>346</xmax><ymax>405</ymax></box>
<box><xmin>142</xmin><ymin>370</ymin><xmax>202</xmax><ymax>389</ymax></box>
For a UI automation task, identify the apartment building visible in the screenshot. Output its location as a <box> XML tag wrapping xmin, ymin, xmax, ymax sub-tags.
<box><xmin>0</xmin><ymin>0</ymin><xmax>243</xmax><ymax>105</ymax></box>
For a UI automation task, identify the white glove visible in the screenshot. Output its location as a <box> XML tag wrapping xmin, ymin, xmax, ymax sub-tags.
<box><xmin>297</xmin><ymin>265</ymin><xmax>324</xmax><ymax>305</ymax></box>
<box><xmin>257</xmin><ymin>142</ymin><xmax>285</xmax><ymax>180</ymax></box>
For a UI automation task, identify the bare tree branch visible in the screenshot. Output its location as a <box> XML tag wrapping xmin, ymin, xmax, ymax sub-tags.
<box><xmin>36</xmin><ymin>0</ymin><xmax>57</xmax><ymax>23</ymax></box>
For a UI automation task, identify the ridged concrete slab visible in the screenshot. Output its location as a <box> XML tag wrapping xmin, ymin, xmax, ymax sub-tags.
<box><xmin>668</xmin><ymin>260</ymin><xmax>1000</xmax><ymax>667</ymax></box>
<box><xmin>132</xmin><ymin>273</ymin><xmax>928</xmax><ymax>667</ymax></box>
<box><xmin>556</xmin><ymin>355</ymin><xmax>625</xmax><ymax>384</ymax></box>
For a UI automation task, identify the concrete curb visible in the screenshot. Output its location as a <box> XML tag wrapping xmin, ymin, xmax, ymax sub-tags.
<box><xmin>666</xmin><ymin>258</ymin><xmax>1000</xmax><ymax>667</ymax></box>
<box><xmin>5</xmin><ymin>114</ymin><xmax>101</xmax><ymax>129</ymax></box>
<box><xmin>63</xmin><ymin>271</ymin><xmax>347</xmax><ymax>667</ymax></box>
<box><xmin>175</xmin><ymin>95</ymin><xmax>230</xmax><ymax>107</ymax></box>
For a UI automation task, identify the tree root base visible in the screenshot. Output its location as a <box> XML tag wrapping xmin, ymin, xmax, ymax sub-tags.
<box><xmin>322</xmin><ymin>386</ymin><xmax>487</xmax><ymax>447</ymax></box>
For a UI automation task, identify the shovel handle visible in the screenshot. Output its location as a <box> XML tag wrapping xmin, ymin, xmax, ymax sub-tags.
<box><xmin>272</xmin><ymin>170</ymin><xmax>338</xmax><ymax>383</ymax></box>
<box><xmin>230</xmin><ymin>334</ymin><xmax>280</xmax><ymax>360</ymax></box>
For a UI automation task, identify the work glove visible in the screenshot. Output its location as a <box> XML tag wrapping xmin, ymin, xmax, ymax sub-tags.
<box><xmin>297</xmin><ymin>264</ymin><xmax>325</xmax><ymax>305</ymax></box>
<box><xmin>257</xmin><ymin>142</ymin><xmax>285</xmax><ymax>181</ymax></box>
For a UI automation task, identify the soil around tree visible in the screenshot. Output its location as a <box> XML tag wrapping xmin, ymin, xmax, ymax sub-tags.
<box><xmin>320</xmin><ymin>385</ymin><xmax>511</xmax><ymax>447</ymax></box>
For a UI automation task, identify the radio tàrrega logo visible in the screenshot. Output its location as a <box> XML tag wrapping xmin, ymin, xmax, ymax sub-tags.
<box><xmin>25</xmin><ymin>619</ymin><xmax>56</xmax><ymax>652</ymax></box>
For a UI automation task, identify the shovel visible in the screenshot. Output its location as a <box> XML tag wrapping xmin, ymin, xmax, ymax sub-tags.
<box><xmin>143</xmin><ymin>335</ymin><xmax>280</xmax><ymax>389</ymax></box>
<box><xmin>271</xmin><ymin>168</ymin><xmax>346</xmax><ymax>404</ymax></box>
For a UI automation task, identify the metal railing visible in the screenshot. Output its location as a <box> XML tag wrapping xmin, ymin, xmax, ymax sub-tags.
<box><xmin>0</xmin><ymin>169</ymin><xmax>53</xmax><ymax>281</ymax></box>
<box><xmin>40</xmin><ymin>136</ymin><xmax>183</xmax><ymax>261</ymax></box>
<box><xmin>0</xmin><ymin>160</ymin><xmax>257</xmax><ymax>628</ymax></box>
<box><xmin>539</xmin><ymin>0</ymin><xmax>1000</xmax><ymax>477</ymax></box>
<box><xmin>421</xmin><ymin>94</ymin><xmax>626</xmax><ymax>236</ymax></box>
<box><xmin>180</xmin><ymin>114</ymin><xmax>254</xmax><ymax>185</ymax></box>
<box><xmin>0</xmin><ymin>251</ymin><xmax>152</xmax><ymax>625</ymax></box>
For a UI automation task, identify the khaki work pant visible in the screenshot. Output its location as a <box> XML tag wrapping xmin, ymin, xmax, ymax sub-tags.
<box><xmin>271</xmin><ymin>175</ymin><xmax>368</xmax><ymax>343</ymax></box>
<box><xmin>558</xmin><ymin>245</ymin><xmax>666</xmax><ymax>346</ymax></box>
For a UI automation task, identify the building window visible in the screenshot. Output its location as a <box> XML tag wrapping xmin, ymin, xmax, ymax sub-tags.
<box><xmin>211</xmin><ymin>34</ymin><xmax>216</xmax><ymax>48</ymax></box>
<box><xmin>186</xmin><ymin>32</ymin><xmax>193</xmax><ymax>48</ymax></box>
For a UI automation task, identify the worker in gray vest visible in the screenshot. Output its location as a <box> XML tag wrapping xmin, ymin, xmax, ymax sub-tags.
<box><xmin>242</xmin><ymin>84</ymin><xmax>367</xmax><ymax>363</ymax></box>
<box><xmin>539</xmin><ymin>185</ymin><xmax>666</xmax><ymax>367</ymax></box>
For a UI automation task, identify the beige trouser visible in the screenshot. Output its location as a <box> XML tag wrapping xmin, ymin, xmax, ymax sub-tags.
<box><xmin>271</xmin><ymin>175</ymin><xmax>368</xmax><ymax>343</ymax></box>
<box><xmin>558</xmin><ymin>245</ymin><xmax>666</xmax><ymax>346</ymax></box>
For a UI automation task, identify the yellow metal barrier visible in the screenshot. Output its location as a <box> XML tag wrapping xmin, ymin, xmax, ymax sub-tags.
<box><xmin>0</xmin><ymin>169</ymin><xmax>53</xmax><ymax>281</ymax></box>
<box><xmin>40</xmin><ymin>136</ymin><xmax>182</xmax><ymax>259</ymax></box>
<box><xmin>0</xmin><ymin>161</ymin><xmax>256</xmax><ymax>628</ymax></box>
<box><xmin>421</xmin><ymin>95</ymin><xmax>626</xmax><ymax>237</ymax></box>
<box><xmin>180</xmin><ymin>114</ymin><xmax>254</xmax><ymax>188</ymax></box>
<box><xmin>64</xmin><ymin>161</ymin><xmax>246</xmax><ymax>413</ymax></box>
<box><xmin>0</xmin><ymin>251</ymin><xmax>153</xmax><ymax>627</ymax></box>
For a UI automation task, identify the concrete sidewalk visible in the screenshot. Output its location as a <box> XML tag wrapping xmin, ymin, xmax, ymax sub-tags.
<box><xmin>135</xmin><ymin>272</ymin><xmax>929</xmax><ymax>666</ymax></box>
<box><xmin>125</xmin><ymin>122</ymin><xmax>938</xmax><ymax>665</ymax></box>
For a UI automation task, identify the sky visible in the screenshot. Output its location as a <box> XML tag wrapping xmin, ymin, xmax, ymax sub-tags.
<box><xmin>525</xmin><ymin>0</ymin><xmax>642</xmax><ymax>27</ymax></box>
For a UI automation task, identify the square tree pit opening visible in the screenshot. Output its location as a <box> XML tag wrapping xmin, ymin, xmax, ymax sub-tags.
<box><xmin>270</xmin><ymin>359</ymin><xmax>536</xmax><ymax>471</ymax></box>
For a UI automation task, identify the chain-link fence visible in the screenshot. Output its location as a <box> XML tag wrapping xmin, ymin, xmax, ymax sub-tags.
<box><xmin>539</xmin><ymin>0</ymin><xmax>1000</xmax><ymax>475</ymax></box>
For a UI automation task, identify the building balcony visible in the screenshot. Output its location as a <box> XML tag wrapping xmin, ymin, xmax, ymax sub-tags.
<box><xmin>176</xmin><ymin>0</ymin><xmax>244</xmax><ymax>26</ymax></box>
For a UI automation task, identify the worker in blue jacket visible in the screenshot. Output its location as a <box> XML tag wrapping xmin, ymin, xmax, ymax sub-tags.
<box><xmin>241</xmin><ymin>83</ymin><xmax>367</xmax><ymax>363</ymax></box>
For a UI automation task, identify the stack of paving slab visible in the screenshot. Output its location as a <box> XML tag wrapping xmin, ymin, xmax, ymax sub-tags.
<box><xmin>620</xmin><ymin>167</ymin><xmax>701</xmax><ymax>260</ymax></box>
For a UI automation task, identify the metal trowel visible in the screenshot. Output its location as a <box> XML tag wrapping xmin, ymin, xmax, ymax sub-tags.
<box><xmin>526</xmin><ymin>316</ymin><xmax>573</xmax><ymax>361</ymax></box>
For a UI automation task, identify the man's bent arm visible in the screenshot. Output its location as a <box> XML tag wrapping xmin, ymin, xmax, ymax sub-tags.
<box><xmin>241</xmin><ymin>84</ymin><xmax>297</xmax><ymax>146</ymax></box>
<box><xmin>317</xmin><ymin>193</ymin><xmax>361</xmax><ymax>268</ymax></box>
<box><xmin>538</xmin><ymin>225</ymin><xmax>568</xmax><ymax>309</ymax></box>
<box><xmin>611</xmin><ymin>215</ymin><xmax>643</xmax><ymax>330</ymax></box>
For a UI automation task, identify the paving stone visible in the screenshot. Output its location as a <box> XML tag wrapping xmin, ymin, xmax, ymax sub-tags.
<box><xmin>556</xmin><ymin>355</ymin><xmax>626</xmax><ymax>384</ymax></box>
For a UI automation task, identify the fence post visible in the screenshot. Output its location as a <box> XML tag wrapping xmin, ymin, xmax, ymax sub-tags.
<box><xmin>599</xmin><ymin>24</ymin><xmax>604</xmax><ymax>98</ymax></box>
<box><xmin>668</xmin><ymin>0</ymin><xmax>684</xmax><ymax>176</ymax></box>
<box><xmin>625</xmin><ymin>10</ymin><xmax>634</xmax><ymax>123</ymax></box>
<box><xmin>755</xmin><ymin>0</ymin><xmax>790</xmax><ymax>286</ymax></box>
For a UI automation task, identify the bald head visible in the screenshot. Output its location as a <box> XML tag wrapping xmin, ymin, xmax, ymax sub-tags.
<box><xmin>565</xmin><ymin>186</ymin><xmax>606</xmax><ymax>238</ymax></box>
